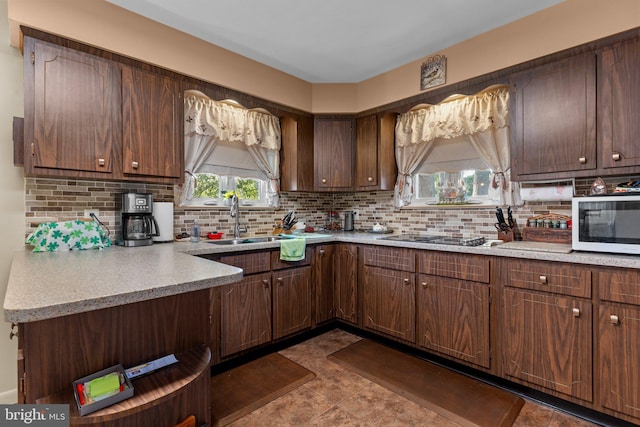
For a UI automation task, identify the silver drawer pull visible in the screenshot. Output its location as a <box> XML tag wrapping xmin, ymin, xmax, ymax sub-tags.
<box><xmin>539</xmin><ymin>275</ymin><xmax>548</xmax><ymax>284</ymax></box>
<box><xmin>421</xmin><ymin>282</ymin><xmax>428</xmax><ymax>288</ymax></box>
<box><xmin>578</xmin><ymin>157</ymin><xmax>587</xmax><ymax>164</ymax></box>
<box><xmin>612</xmin><ymin>153</ymin><xmax>621</xmax><ymax>161</ymax></box>
<box><xmin>98</xmin><ymin>158</ymin><xmax>105</xmax><ymax>166</ymax></box>
<box><xmin>321</xmin><ymin>178</ymin><xmax>327</xmax><ymax>184</ymax></box>
<box><xmin>610</xmin><ymin>314</ymin><xmax>619</xmax><ymax>325</ymax></box>
<box><xmin>367</xmin><ymin>177</ymin><xmax>374</xmax><ymax>182</ymax></box>
<box><xmin>132</xmin><ymin>161</ymin><xmax>139</xmax><ymax>169</ymax></box>
<box><xmin>572</xmin><ymin>308</ymin><xmax>580</xmax><ymax>317</ymax></box>
<box><xmin>404</xmin><ymin>278</ymin><xmax>410</xmax><ymax>285</ymax></box>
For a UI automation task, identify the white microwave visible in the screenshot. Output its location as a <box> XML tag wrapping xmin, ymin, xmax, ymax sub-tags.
<box><xmin>572</xmin><ymin>194</ymin><xmax>640</xmax><ymax>254</ymax></box>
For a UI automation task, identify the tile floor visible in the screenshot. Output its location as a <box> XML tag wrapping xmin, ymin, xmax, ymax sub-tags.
<box><xmin>229</xmin><ymin>329</ymin><xmax>599</xmax><ymax>427</ymax></box>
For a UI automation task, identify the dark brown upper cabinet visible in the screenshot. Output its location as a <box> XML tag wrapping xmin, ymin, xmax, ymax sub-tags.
<box><xmin>280</xmin><ymin>114</ymin><xmax>314</xmax><ymax>191</ymax></box>
<box><xmin>355</xmin><ymin>113</ymin><xmax>397</xmax><ymax>191</ymax></box>
<box><xmin>510</xmin><ymin>52</ymin><xmax>597</xmax><ymax>180</ymax></box>
<box><xmin>122</xmin><ymin>66</ymin><xmax>183</xmax><ymax>179</ymax></box>
<box><xmin>25</xmin><ymin>37</ymin><xmax>121</xmax><ymax>177</ymax></box>
<box><xmin>23</xmin><ymin>33</ymin><xmax>183</xmax><ymax>184</ymax></box>
<box><xmin>598</xmin><ymin>37</ymin><xmax>640</xmax><ymax>170</ymax></box>
<box><xmin>313</xmin><ymin>117</ymin><xmax>355</xmax><ymax>191</ymax></box>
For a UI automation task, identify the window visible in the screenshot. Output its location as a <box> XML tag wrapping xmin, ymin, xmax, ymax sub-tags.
<box><xmin>414</xmin><ymin>170</ymin><xmax>492</xmax><ymax>205</ymax></box>
<box><xmin>190</xmin><ymin>173</ymin><xmax>267</xmax><ymax>206</ymax></box>
<box><xmin>184</xmin><ymin>139</ymin><xmax>271</xmax><ymax>207</ymax></box>
<box><xmin>411</xmin><ymin>136</ymin><xmax>494</xmax><ymax>206</ymax></box>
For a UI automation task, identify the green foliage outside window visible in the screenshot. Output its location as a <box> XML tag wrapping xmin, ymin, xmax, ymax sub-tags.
<box><xmin>193</xmin><ymin>174</ymin><xmax>220</xmax><ymax>198</ymax></box>
<box><xmin>235</xmin><ymin>178</ymin><xmax>259</xmax><ymax>200</ymax></box>
<box><xmin>192</xmin><ymin>174</ymin><xmax>261</xmax><ymax>202</ymax></box>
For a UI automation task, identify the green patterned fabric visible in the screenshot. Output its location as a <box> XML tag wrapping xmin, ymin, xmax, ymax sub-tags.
<box><xmin>26</xmin><ymin>220</ymin><xmax>112</xmax><ymax>252</ymax></box>
<box><xmin>279</xmin><ymin>237</ymin><xmax>306</xmax><ymax>261</ymax></box>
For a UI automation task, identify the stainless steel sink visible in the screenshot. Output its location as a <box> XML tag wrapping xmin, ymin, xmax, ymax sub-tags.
<box><xmin>207</xmin><ymin>236</ymin><xmax>282</xmax><ymax>245</ymax></box>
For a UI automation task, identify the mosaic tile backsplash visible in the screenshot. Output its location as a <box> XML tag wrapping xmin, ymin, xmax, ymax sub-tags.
<box><xmin>23</xmin><ymin>175</ymin><xmax>637</xmax><ymax>243</ymax></box>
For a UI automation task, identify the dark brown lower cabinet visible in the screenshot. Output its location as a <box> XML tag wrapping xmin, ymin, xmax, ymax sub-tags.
<box><xmin>598</xmin><ymin>303</ymin><xmax>640</xmax><ymax>420</ymax></box>
<box><xmin>313</xmin><ymin>244</ymin><xmax>335</xmax><ymax>325</ymax></box>
<box><xmin>362</xmin><ymin>265</ymin><xmax>415</xmax><ymax>343</ymax></box>
<box><xmin>273</xmin><ymin>266</ymin><xmax>312</xmax><ymax>339</ymax></box>
<box><xmin>502</xmin><ymin>288</ymin><xmax>592</xmax><ymax>402</ymax></box>
<box><xmin>220</xmin><ymin>272</ymin><xmax>272</xmax><ymax>358</ymax></box>
<box><xmin>334</xmin><ymin>244</ymin><xmax>358</xmax><ymax>324</ymax></box>
<box><xmin>416</xmin><ymin>274</ymin><xmax>490</xmax><ymax>369</ymax></box>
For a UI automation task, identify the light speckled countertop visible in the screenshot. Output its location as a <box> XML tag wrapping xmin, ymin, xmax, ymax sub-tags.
<box><xmin>182</xmin><ymin>231</ymin><xmax>640</xmax><ymax>268</ymax></box>
<box><xmin>6</xmin><ymin>231</ymin><xmax>638</xmax><ymax>323</ymax></box>
<box><xmin>3</xmin><ymin>243</ymin><xmax>242</xmax><ymax>323</ymax></box>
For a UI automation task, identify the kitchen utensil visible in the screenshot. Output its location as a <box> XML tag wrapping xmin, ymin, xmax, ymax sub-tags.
<box><xmin>282</xmin><ymin>210</ymin><xmax>297</xmax><ymax>230</ymax></box>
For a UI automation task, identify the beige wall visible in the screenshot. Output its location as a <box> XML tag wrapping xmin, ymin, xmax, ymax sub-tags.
<box><xmin>8</xmin><ymin>0</ymin><xmax>313</xmax><ymax>112</ymax></box>
<box><xmin>8</xmin><ymin>0</ymin><xmax>640</xmax><ymax>114</ymax></box>
<box><xmin>0</xmin><ymin>0</ymin><xmax>24</xmax><ymax>403</ymax></box>
<box><xmin>352</xmin><ymin>0</ymin><xmax>640</xmax><ymax>112</ymax></box>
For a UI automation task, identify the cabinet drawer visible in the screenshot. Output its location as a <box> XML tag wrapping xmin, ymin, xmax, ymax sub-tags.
<box><xmin>417</xmin><ymin>252</ymin><xmax>489</xmax><ymax>283</ymax></box>
<box><xmin>271</xmin><ymin>248</ymin><xmax>312</xmax><ymax>270</ymax></box>
<box><xmin>363</xmin><ymin>246</ymin><xmax>415</xmax><ymax>272</ymax></box>
<box><xmin>218</xmin><ymin>252</ymin><xmax>270</xmax><ymax>275</ymax></box>
<box><xmin>505</xmin><ymin>259</ymin><xmax>591</xmax><ymax>298</ymax></box>
<box><xmin>599</xmin><ymin>269</ymin><xmax>640</xmax><ymax>305</ymax></box>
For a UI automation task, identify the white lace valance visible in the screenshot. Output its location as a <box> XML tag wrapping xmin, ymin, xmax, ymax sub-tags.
<box><xmin>184</xmin><ymin>90</ymin><xmax>281</xmax><ymax>150</ymax></box>
<box><xmin>395</xmin><ymin>85</ymin><xmax>510</xmax><ymax>147</ymax></box>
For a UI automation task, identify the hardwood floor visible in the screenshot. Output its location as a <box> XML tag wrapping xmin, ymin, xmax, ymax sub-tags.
<box><xmin>226</xmin><ymin>330</ymin><xmax>598</xmax><ymax>426</ymax></box>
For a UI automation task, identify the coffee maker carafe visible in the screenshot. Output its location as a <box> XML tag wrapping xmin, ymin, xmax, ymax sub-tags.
<box><xmin>119</xmin><ymin>193</ymin><xmax>159</xmax><ymax>247</ymax></box>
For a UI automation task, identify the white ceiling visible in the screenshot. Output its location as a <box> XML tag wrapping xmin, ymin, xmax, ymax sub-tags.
<box><xmin>107</xmin><ymin>0</ymin><xmax>563</xmax><ymax>83</ymax></box>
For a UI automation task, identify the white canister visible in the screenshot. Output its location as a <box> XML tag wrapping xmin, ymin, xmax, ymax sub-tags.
<box><xmin>152</xmin><ymin>202</ymin><xmax>174</xmax><ymax>242</ymax></box>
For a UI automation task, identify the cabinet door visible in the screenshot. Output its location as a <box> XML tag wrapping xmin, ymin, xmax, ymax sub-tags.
<box><xmin>334</xmin><ymin>244</ymin><xmax>358</xmax><ymax>324</ymax></box>
<box><xmin>314</xmin><ymin>118</ymin><xmax>354</xmax><ymax>189</ymax></box>
<box><xmin>503</xmin><ymin>288</ymin><xmax>592</xmax><ymax>401</ymax></box>
<box><xmin>511</xmin><ymin>52</ymin><xmax>596</xmax><ymax>177</ymax></box>
<box><xmin>273</xmin><ymin>267</ymin><xmax>312</xmax><ymax>339</ymax></box>
<box><xmin>280</xmin><ymin>115</ymin><xmax>314</xmax><ymax>191</ymax></box>
<box><xmin>362</xmin><ymin>265</ymin><xmax>415</xmax><ymax>343</ymax></box>
<box><xmin>355</xmin><ymin>113</ymin><xmax>397</xmax><ymax>191</ymax></box>
<box><xmin>30</xmin><ymin>39</ymin><xmax>120</xmax><ymax>174</ymax></box>
<box><xmin>122</xmin><ymin>66</ymin><xmax>183</xmax><ymax>178</ymax></box>
<box><xmin>355</xmin><ymin>115</ymin><xmax>378</xmax><ymax>188</ymax></box>
<box><xmin>598</xmin><ymin>304</ymin><xmax>640</xmax><ymax>420</ymax></box>
<box><xmin>417</xmin><ymin>274</ymin><xmax>490</xmax><ymax>368</ymax></box>
<box><xmin>313</xmin><ymin>245</ymin><xmax>335</xmax><ymax>325</ymax></box>
<box><xmin>220</xmin><ymin>273</ymin><xmax>272</xmax><ymax>358</ymax></box>
<box><xmin>599</xmin><ymin>38</ymin><xmax>640</xmax><ymax>169</ymax></box>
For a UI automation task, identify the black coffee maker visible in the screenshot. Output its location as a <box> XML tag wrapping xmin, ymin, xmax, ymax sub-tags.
<box><xmin>118</xmin><ymin>192</ymin><xmax>159</xmax><ymax>247</ymax></box>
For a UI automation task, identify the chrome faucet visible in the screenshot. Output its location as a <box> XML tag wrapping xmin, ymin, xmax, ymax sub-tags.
<box><xmin>230</xmin><ymin>194</ymin><xmax>243</xmax><ymax>238</ymax></box>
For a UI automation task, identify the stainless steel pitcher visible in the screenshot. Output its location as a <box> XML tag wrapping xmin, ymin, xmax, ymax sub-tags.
<box><xmin>344</xmin><ymin>211</ymin><xmax>354</xmax><ymax>231</ymax></box>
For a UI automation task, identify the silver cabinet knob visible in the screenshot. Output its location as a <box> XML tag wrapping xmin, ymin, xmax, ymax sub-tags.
<box><xmin>539</xmin><ymin>275</ymin><xmax>548</xmax><ymax>284</ymax></box>
<box><xmin>572</xmin><ymin>308</ymin><xmax>581</xmax><ymax>317</ymax></box>
<box><xmin>578</xmin><ymin>157</ymin><xmax>587</xmax><ymax>164</ymax></box>
<box><xmin>367</xmin><ymin>177</ymin><xmax>374</xmax><ymax>182</ymax></box>
<box><xmin>98</xmin><ymin>158</ymin><xmax>105</xmax><ymax>166</ymax></box>
<box><xmin>132</xmin><ymin>161</ymin><xmax>139</xmax><ymax>169</ymax></box>
<box><xmin>610</xmin><ymin>314</ymin><xmax>619</xmax><ymax>325</ymax></box>
<box><xmin>612</xmin><ymin>153</ymin><xmax>621</xmax><ymax>161</ymax></box>
<box><xmin>321</xmin><ymin>178</ymin><xmax>327</xmax><ymax>184</ymax></box>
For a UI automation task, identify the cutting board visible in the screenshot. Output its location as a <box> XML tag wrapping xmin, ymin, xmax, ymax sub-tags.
<box><xmin>496</xmin><ymin>241</ymin><xmax>573</xmax><ymax>254</ymax></box>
